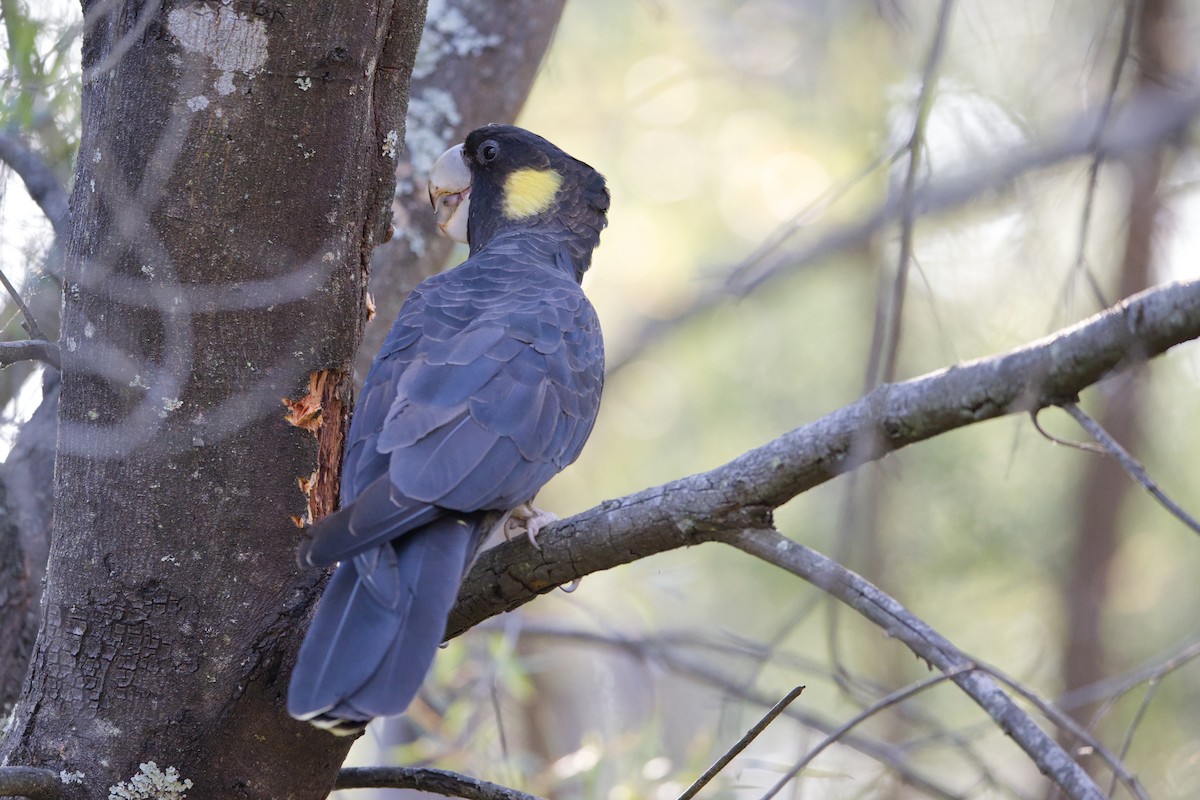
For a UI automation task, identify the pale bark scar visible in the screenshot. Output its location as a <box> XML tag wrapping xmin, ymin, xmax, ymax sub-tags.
<box><xmin>282</xmin><ymin>370</ymin><xmax>348</xmax><ymax>528</ymax></box>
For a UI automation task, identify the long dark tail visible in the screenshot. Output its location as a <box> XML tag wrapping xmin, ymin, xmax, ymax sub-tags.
<box><xmin>287</xmin><ymin>514</ymin><xmax>484</xmax><ymax>734</ymax></box>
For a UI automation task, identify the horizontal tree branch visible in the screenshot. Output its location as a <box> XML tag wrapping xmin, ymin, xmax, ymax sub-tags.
<box><xmin>449</xmin><ymin>277</ymin><xmax>1200</xmax><ymax>637</ymax></box>
<box><xmin>0</xmin><ymin>766</ymin><xmax>60</xmax><ymax>800</ymax></box>
<box><xmin>335</xmin><ymin>767</ymin><xmax>546</xmax><ymax>800</ymax></box>
<box><xmin>0</xmin><ymin>340</ymin><xmax>61</xmax><ymax>371</ymax></box>
<box><xmin>439</xmin><ymin>278</ymin><xmax>1200</xmax><ymax>800</ymax></box>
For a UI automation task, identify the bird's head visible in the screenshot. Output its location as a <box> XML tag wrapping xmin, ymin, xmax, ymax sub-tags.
<box><xmin>428</xmin><ymin>125</ymin><xmax>609</xmax><ymax>281</ymax></box>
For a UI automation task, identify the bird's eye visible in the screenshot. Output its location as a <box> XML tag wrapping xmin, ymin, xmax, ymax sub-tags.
<box><xmin>478</xmin><ymin>140</ymin><xmax>500</xmax><ymax>163</ymax></box>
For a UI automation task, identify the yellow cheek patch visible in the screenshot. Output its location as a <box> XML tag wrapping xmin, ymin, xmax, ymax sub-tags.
<box><xmin>502</xmin><ymin>168</ymin><xmax>564</xmax><ymax>220</ymax></box>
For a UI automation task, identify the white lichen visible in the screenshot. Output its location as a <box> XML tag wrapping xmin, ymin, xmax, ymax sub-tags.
<box><xmin>60</xmin><ymin>770</ymin><xmax>85</xmax><ymax>785</ymax></box>
<box><xmin>295</xmin><ymin>76</ymin><xmax>312</xmax><ymax>91</ymax></box>
<box><xmin>405</xmin><ymin>87</ymin><xmax>461</xmax><ymax>174</ymax></box>
<box><xmin>185</xmin><ymin>95</ymin><xmax>209</xmax><ymax>112</ymax></box>
<box><xmin>382</xmin><ymin>128</ymin><xmax>399</xmax><ymax>160</ymax></box>
<box><xmin>214</xmin><ymin>71</ymin><xmax>235</xmax><ymax>96</ymax></box>
<box><xmin>93</xmin><ymin>717</ymin><xmax>122</xmax><ymax>738</ymax></box>
<box><xmin>108</xmin><ymin>762</ymin><xmax>193</xmax><ymax>800</ymax></box>
<box><xmin>167</xmin><ymin>5</ymin><xmax>267</xmax><ymax>74</ymax></box>
<box><xmin>412</xmin><ymin>0</ymin><xmax>501</xmax><ymax>81</ymax></box>
<box><xmin>162</xmin><ymin>397</ymin><xmax>183</xmax><ymax>413</ymax></box>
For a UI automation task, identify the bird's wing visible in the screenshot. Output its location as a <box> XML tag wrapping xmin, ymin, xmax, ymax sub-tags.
<box><xmin>385</xmin><ymin>266</ymin><xmax>603</xmax><ymax>511</ymax></box>
<box><xmin>301</xmin><ymin>261</ymin><xmax>603</xmax><ymax>568</ymax></box>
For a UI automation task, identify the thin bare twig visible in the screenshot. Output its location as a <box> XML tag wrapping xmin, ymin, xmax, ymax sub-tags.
<box><xmin>0</xmin><ymin>339</ymin><xmax>60</xmax><ymax>370</ymax></box>
<box><xmin>728</xmin><ymin>528</ymin><xmax>1106</xmax><ymax>800</ymax></box>
<box><xmin>508</xmin><ymin>623</ymin><xmax>977</xmax><ymax>799</ymax></box>
<box><xmin>976</xmin><ymin>665</ymin><xmax>1147</xmax><ymax>800</ymax></box>
<box><xmin>1061</xmin><ymin>0</ymin><xmax>1137</xmax><ymax>315</ymax></box>
<box><xmin>723</xmin><ymin>148</ymin><xmax>901</xmax><ymax>292</ymax></box>
<box><xmin>677</xmin><ymin>685</ymin><xmax>805</xmax><ymax>800</ymax></box>
<box><xmin>607</xmin><ymin>147</ymin><xmax>899</xmax><ymax>377</ymax></box>
<box><xmin>1062</xmin><ymin>401</ymin><xmax>1200</xmax><ymax>535</ymax></box>
<box><xmin>0</xmin><ymin>265</ymin><xmax>46</xmax><ymax>341</ymax></box>
<box><xmin>335</xmin><ymin>766</ymin><xmax>546</xmax><ymax>800</ymax></box>
<box><xmin>0</xmin><ymin>766</ymin><xmax>61</xmax><ymax>800</ymax></box>
<box><xmin>1108</xmin><ymin>680</ymin><xmax>1159</xmax><ymax>798</ymax></box>
<box><xmin>872</xmin><ymin>0</ymin><xmax>955</xmax><ymax>387</ymax></box>
<box><xmin>828</xmin><ymin>0</ymin><xmax>955</xmax><ymax>679</ymax></box>
<box><xmin>1028</xmin><ymin>407</ymin><xmax>1106</xmax><ymax>454</ymax></box>
<box><xmin>736</xmin><ymin>85</ymin><xmax>1200</xmax><ymax>296</ymax></box>
<box><xmin>759</xmin><ymin>668</ymin><xmax>970</xmax><ymax>800</ymax></box>
<box><xmin>1061</xmin><ymin>633</ymin><xmax>1200</xmax><ymax>713</ymax></box>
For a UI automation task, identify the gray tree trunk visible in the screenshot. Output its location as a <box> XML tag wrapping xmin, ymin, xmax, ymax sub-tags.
<box><xmin>0</xmin><ymin>1</ymin><xmax>426</xmax><ymax>797</ymax></box>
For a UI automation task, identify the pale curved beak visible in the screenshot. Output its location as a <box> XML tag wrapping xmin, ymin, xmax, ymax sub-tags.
<box><xmin>428</xmin><ymin>144</ymin><xmax>471</xmax><ymax>244</ymax></box>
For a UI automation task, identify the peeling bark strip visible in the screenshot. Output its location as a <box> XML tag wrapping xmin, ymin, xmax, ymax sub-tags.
<box><xmin>0</xmin><ymin>1</ymin><xmax>427</xmax><ymax>798</ymax></box>
<box><xmin>284</xmin><ymin>369</ymin><xmax>350</xmax><ymax>526</ymax></box>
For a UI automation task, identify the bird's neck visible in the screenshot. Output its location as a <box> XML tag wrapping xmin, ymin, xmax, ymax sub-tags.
<box><xmin>469</xmin><ymin>212</ymin><xmax>606</xmax><ymax>284</ymax></box>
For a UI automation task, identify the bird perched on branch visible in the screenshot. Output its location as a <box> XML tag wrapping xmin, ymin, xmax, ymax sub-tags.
<box><xmin>288</xmin><ymin>125</ymin><xmax>608</xmax><ymax>734</ymax></box>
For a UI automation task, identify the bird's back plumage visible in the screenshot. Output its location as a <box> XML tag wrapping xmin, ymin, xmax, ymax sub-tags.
<box><xmin>289</xmin><ymin>126</ymin><xmax>607</xmax><ymax>732</ymax></box>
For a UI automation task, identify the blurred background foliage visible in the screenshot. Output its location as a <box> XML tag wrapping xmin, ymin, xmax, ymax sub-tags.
<box><xmin>0</xmin><ymin>0</ymin><xmax>74</xmax><ymax>444</ymax></box>
<box><xmin>4</xmin><ymin>0</ymin><xmax>1200</xmax><ymax>798</ymax></box>
<box><xmin>404</xmin><ymin>2</ymin><xmax>1200</xmax><ymax>798</ymax></box>
<box><xmin>0</xmin><ymin>0</ymin><xmax>78</xmax><ymax>172</ymax></box>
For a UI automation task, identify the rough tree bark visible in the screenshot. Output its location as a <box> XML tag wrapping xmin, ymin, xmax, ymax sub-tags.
<box><xmin>0</xmin><ymin>1</ymin><xmax>425</xmax><ymax>797</ymax></box>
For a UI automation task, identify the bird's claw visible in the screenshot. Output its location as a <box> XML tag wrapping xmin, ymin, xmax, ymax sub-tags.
<box><xmin>495</xmin><ymin>502</ymin><xmax>558</xmax><ymax>551</ymax></box>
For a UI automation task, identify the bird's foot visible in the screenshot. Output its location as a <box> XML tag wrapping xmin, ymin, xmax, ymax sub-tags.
<box><xmin>496</xmin><ymin>502</ymin><xmax>558</xmax><ymax>551</ymax></box>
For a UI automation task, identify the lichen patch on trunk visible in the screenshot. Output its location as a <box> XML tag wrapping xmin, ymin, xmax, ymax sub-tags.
<box><xmin>167</xmin><ymin>4</ymin><xmax>268</xmax><ymax>98</ymax></box>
